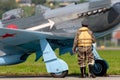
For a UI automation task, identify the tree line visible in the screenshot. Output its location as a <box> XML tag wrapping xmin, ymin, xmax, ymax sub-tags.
<box><xmin>0</xmin><ymin>0</ymin><xmax>47</xmax><ymax>18</ymax></box>
<box><xmin>0</xmin><ymin>0</ymin><xmax>86</xmax><ymax>18</ymax></box>
<box><xmin>0</xmin><ymin>0</ymin><xmax>17</xmax><ymax>18</ymax></box>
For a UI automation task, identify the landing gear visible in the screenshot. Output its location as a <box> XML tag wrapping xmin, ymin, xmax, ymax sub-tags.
<box><xmin>92</xmin><ymin>44</ymin><xmax>109</xmax><ymax>76</ymax></box>
<box><xmin>51</xmin><ymin>70</ymin><xmax>68</xmax><ymax>78</ymax></box>
<box><xmin>39</xmin><ymin>39</ymin><xmax>68</xmax><ymax>78</ymax></box>
<box><xmin>93</xmin><ymin>60</ymin><xmax>108</xmax><ymax>76</ymax></box>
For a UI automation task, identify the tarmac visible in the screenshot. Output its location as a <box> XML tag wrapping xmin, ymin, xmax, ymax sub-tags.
<box><xmin>0</xmin><ymin>75</ymin><xmax>120</xmax><ymax>80</ymax></box>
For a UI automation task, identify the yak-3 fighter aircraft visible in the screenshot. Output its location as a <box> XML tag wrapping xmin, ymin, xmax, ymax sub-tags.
<box><xmin>0</xmin><ymin>0</ymin><xmax>120</xmax><ymax>78</ymax></box>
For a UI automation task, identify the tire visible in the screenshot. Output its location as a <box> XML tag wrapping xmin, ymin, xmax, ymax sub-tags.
<box><xmin>50</xmin><ymin>70</ymin><xmax>68</xmax><ymax>78</ymax></box>
<box><xmin>93</xmin><ymin>60</ymin><xmax>108</xmax><ymax>76</ymax></box>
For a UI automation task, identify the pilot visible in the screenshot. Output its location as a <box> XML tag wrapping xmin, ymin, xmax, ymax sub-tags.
<box><xmin>72</xmin><ymin>24</ymin><xmax>96</xmax><ymax>78</ymax></box>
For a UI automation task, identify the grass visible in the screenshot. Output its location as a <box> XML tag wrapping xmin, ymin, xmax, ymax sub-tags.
<box><xmin>0</xmin><ymin>49</ymin><xmax>120</xmax><ymax>76</ymax></box>
<box><xmin>98</xmin><ymin>50</ymin><xmax>120</xmax><ymax>75</ymax></box>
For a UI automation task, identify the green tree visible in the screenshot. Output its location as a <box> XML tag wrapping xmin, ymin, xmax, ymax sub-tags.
<box><xmin>80</xmin><ymin>0</ymin><xmax>87</xmax><ymax>3</ymax></box>
<box><xmin>0</xmin><ymin>0</ymin><xmax>17</xmax><ymax>18</ymax></box>
<box><xmin>32</xmin><ymin>0</ymin><xmax>46</xmax><ymax>5</ymax></box>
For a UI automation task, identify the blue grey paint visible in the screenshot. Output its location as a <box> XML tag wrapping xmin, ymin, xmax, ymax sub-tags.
<box><xmin>0</xmin><ymin>0</ymin><xmax>120</xmax><ymax>76</ymax></box>
<box><xmin>40</xmin><ymin>39</ymin><xmax>68</xmax><ymax>73</ymax></box>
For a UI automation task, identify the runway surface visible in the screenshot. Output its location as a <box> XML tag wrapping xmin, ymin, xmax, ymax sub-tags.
<box><xmin>0</xmin><ymin>75</ymin><xmax>120</xmax><ymax>80</ymax></box>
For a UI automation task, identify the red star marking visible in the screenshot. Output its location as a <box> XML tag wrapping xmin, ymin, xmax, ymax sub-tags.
<box><xmin>6</xmin><ymin>24</ymin><xmax>18</xmax><ymax>29</ymax></box>
<box><xmin>0</xmin><ymin>33</ymin><xmax>16</xmax><ymax>39</ymax></box>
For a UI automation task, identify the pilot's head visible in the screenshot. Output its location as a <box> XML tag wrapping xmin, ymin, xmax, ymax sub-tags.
<box><xmin>79</xmin><ymin>23</ymin><xmax>89</xmax><ymax>31</ymax></box>
<box><xmin>82</xmin><ymin>23</ymin><xmax>88</xmax><ymax>27</ymax></box>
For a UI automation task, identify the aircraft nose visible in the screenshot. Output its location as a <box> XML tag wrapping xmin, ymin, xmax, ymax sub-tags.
<box><xmin>108</xmin><ymin>2</ymin><xmax>120</xmax><ymax>23</ymax></box>
<box><xmin>112</xmin><ymin>2</ymin><xmax>120</xmax><ymax>13</ymax></box>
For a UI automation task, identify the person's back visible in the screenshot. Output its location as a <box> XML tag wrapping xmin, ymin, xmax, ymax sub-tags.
<box><xmin>78</xmin><ymin>27</ymin><xmax>93</xmax><ymax>47</ymax></box>
<box><xmin>72</xmin><ymin>24</ymin><xmax>96</xmax><ymax>78</ymax></box>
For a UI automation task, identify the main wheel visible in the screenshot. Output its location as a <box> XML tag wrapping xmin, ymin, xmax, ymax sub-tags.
<box><xmin>50</xmin><ymin>70</ymin><xmax>68</xmax><ymax>78</ymax></box>
<box><xmin>93</xmin><ymin>60</ymin><xmax>108</xmax><ymax>76</ymax></box>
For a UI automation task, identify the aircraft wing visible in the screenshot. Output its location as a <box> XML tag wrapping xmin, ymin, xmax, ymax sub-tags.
<box><xmin>0</xmin><ymin>28</ymin><xmax>73</xmax><ymax>62</ymax></box>
<box><xmin>0</xmin><ymin>28</ymin><xmax>54</xmax><ymax>63</ymax></box>
<box><xmin>0</xmin><ymin>28</ymin><xmax>53</xmax><ymax>45</ymax></box>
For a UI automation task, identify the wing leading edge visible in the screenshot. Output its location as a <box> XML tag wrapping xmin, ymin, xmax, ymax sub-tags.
<box><xmin>0</xmin><ymin>28</ymin><xmax>55</xmax><ymax>62</ymax></box>
<box><xmin>0</xmin><ymin>28</ymin><xmax>73</xmax><ymax>63</ymax></box>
